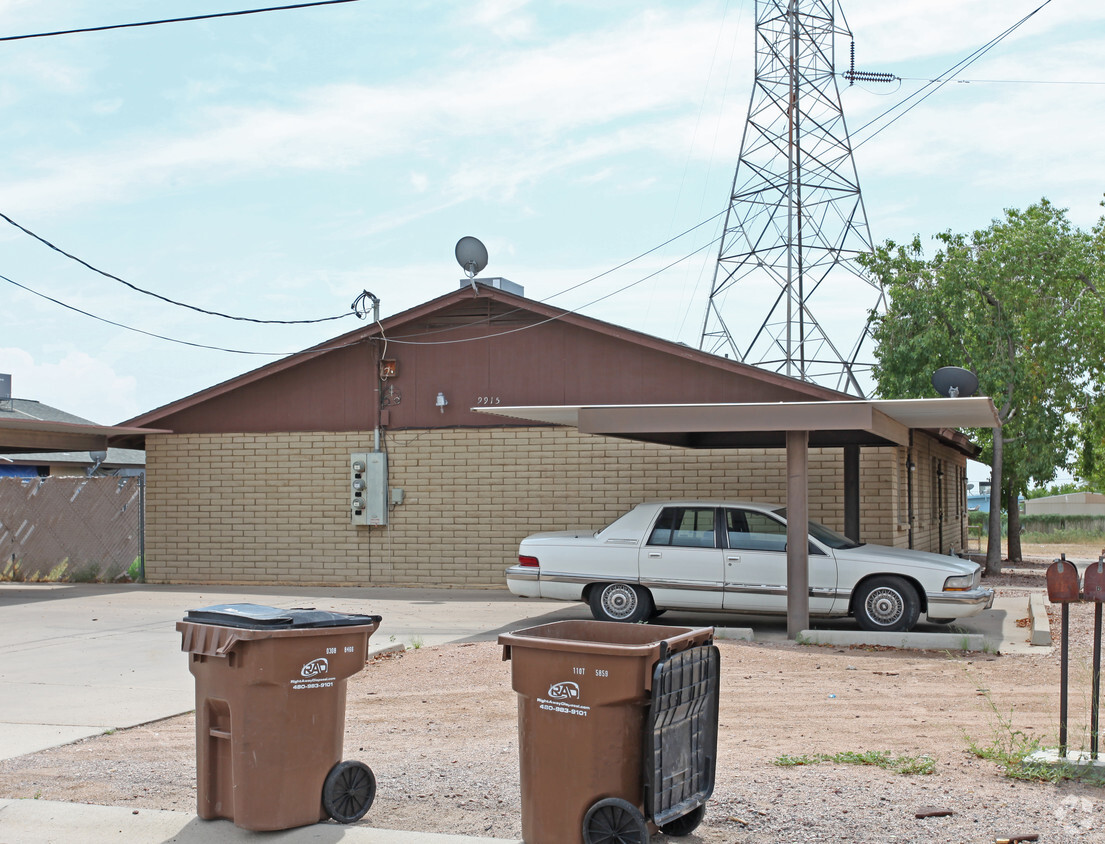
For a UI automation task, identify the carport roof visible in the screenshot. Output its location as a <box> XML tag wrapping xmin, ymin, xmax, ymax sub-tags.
<box><xmin>475</xmin><ymin>397</ymin><xmax>999</xmax><ymax>451</ymax></box>
<box><xmin>0</xmin><ymin>418</ymin><xmax>161</xmax><ymax>454</ymax></box>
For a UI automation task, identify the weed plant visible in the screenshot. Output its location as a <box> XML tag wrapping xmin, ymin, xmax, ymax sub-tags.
<box><xmin>964</xmin><ymin>680</ymin><xmax>1105</xmax><ymax>787</ymax></box>
<box><xmin>774</xmin><ymin>750</ymin><xmax>935</xmax><ymax>775</ymax></box>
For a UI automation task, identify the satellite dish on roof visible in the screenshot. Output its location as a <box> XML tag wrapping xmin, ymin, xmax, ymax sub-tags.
<box><xmin>932</xmin><ymin>366</ymin><xmax>979</xmax><ymax>398</ymax></box>
<box><xmin>455</xmin><ymin>236</ymin><xmax>488</xmax><ymax>279</ymax></box>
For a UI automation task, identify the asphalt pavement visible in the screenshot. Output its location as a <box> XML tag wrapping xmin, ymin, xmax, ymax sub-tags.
<box><xmin>0</xmin><ymin>582</ymin><xmax>1046</xmax><ymax>843</ymax></box>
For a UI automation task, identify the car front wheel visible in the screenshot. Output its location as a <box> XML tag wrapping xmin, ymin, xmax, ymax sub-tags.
<box><xmin>854</xmin><ymin>576</ymin><xmax>920</xmax><ymax>632</ymax></box>
<box><xmin>589</xmin><ymin>583</ymin><xmax>653</xmax><ymax>623</ymax></box>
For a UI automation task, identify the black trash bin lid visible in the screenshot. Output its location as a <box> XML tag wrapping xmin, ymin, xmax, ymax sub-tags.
<box><xmin>183</xmin><ymin>603</ymin><xmax>382</xmax><ymax>629</ymax></box>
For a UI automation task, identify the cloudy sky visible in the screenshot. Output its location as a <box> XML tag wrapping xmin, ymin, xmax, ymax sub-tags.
<box><xmin>2</xmin><ymin>0</ymin><xmax>1103</xmax><ymax>440</ymax></box>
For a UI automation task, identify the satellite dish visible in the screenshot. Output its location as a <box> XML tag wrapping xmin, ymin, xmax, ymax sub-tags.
<box><xmin>932</xmin><ymin>366</ymin><xmax>979</xmax><ymax>398</ymax></box>
<box><xmin>455</xmin><ymin>236</ymin><xmax>488</xmax><ymax>279</ymax></box>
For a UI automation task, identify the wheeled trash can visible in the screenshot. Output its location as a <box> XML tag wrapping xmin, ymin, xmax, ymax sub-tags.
<box><xmin>177</xmin><ymin>603</ymin><xmax>382</xmax><ymax>831</ymax></box>
<box><xmin>499</xmin><ymin>620</ymin><xmax>719</xmax><ymax>844</ymax></box>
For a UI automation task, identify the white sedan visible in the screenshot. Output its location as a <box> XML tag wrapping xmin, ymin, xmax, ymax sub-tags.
<box><xmin>506</xmin><ymin>501</ymin><xmax>994</xmax><ymax>632</ymax></box>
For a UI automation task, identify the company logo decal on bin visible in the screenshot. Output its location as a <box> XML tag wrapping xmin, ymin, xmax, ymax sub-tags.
<box><xmin>301</xmin><ymin>658</ymin><xmax>329</xmax><ymax>678</ymax></box>
<box><xmin>291</xmin><ymin>658</ymin><xmax>336</xmax><ymax>691</ymax></box>
<box><xmin>538</xmin><ymin>681</ymin><xmax>590</xmax><ymax>718</ymax></box>
<box><xmin>547</xmin><ymin>681</ymin><xmax>580</xmax><ymax>700</ymax></box>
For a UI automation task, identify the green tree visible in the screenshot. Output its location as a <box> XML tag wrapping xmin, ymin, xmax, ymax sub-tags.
<box><xmin>1074</xmin><ymin>210</ymin><xmax>1105</xmax><ymax>491</ymax></box>
<box><xmin>859</xmin><ymin>200</ymin><xmax>1102</xmax><ymax>574</ymax></box>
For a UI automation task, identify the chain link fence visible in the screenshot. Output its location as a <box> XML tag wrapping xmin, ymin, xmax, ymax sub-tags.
<box><xmin>0</xmin><ymin>476</ymin><xmax>143</xmax><ymax>582</ymax></box>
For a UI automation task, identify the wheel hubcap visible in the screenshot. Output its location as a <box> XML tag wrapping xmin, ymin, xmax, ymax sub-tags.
<box><xmin>602</xmin><ymin>585</ymin><xmax>637</xmax><ymax>619</ymax></box>
<box><xmin>866</xmin><ymin>587</ymin><xmax>904</xmax><ymax>625</ymax></box>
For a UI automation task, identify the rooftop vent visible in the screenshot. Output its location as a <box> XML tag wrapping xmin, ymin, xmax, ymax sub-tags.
<box><xmin>458</xmin><ymin>277</ymin><xmax>524</xmax><ymax>297</ymax></box>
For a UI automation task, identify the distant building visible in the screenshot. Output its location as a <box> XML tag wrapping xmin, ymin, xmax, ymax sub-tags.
<box><xmin>1025</xmin><ymin>492</ymin><xmax>1105</xmax><ymax>517</ymax></box>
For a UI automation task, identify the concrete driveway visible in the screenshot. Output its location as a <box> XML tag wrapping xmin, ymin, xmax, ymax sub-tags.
<box><xmin>0</xmin><ymin>582</ymin><xmax>1039</xmax><ymax>762</ymax></box>
<box><xmin>0</xmin><ymin>583</ymin><xmax>585</xmax><ymax>761</ymax></box>
<box><xmin>0</xmin><ymin>582</ymin><xmax>1042</xmax><ymax>843</ymax></box>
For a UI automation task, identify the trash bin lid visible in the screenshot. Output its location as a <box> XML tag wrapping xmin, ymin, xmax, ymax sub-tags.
<box><xmin>183</xmin><ymin>603</ymin><xmax>382</xmax><ymax>629</ymax></box>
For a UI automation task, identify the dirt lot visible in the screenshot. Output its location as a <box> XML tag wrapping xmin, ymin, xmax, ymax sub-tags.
<box><xmin>2</xmin><ymin>548</ymin><xmax>1105</xmax><ymax>842</ymax></box>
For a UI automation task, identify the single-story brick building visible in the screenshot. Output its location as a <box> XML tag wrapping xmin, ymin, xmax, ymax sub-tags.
<box><xmin>124</xmin><ymin>283</ymin><xmax>977</xmax><ymax>587</ymax></box>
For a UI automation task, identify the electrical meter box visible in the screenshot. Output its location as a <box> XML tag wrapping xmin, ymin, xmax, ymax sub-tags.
<box><xmin>350</xmin><ymin>452</ymin><xmax>387</xmax><ymax>526</ymax></box>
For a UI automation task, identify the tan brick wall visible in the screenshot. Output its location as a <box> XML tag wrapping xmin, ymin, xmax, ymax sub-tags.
<box><xmin>145</xmin><ymin>427</ymin><xmax>966</xmax><ymax>586</ymax></box>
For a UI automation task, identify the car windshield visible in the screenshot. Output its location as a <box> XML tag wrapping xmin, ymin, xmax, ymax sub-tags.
<box><xmin>772</xmin><ymin>507</ymin><xmax>864</xmax><ymax>550</ymax></box>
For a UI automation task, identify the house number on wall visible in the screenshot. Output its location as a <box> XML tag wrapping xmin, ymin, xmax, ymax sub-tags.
<box><xmin>476</xmin><ymin>396</ymin><xmax>502</xmax><ymax>405</ymax></box>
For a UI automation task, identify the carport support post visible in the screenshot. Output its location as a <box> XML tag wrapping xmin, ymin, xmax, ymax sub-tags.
<box><xmin>843</xmin><ymin>444</ymin><xmax>860</xmax><ymax>543</ymax></box>
<box><xmin>786</xmin><ymin>430</ymin><xmax>811</xmax><ymax>639</ymax></box>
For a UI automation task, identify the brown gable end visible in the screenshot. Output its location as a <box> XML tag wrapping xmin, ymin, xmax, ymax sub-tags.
<box><xmin>124</xmin><ymin>285</ymin><xmax>849</xmax><ymax>435</ymax></box>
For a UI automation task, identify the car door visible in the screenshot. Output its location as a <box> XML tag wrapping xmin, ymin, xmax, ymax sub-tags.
<box><xmin>638</xmin><ymin>506</ymin><xmax>723</xmax><ymax>609</ymax></box>
<box><xmin>722</xmin><ymin>507</ymin><xmax>838</xmax><ymax>614</ymax></box>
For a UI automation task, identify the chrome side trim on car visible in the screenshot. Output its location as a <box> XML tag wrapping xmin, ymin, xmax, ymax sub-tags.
<box><xmin>534</xmin><ymin>570</ymin><xmax>639</xmax><ymax>586</ymax></box>
<box><xmin>640</xmin><ymin>578</ymin><xmax>724</xmax><ymax>593</ymax></box>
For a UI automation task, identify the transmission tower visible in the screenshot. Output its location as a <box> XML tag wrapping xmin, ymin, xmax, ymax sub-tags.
<box><xmin>700</xmin><ymin>0</ymin><xmax>885</xmax><ymax>397</ymax></box>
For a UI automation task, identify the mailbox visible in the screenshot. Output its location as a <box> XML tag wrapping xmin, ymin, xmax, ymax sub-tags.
<box><xmin>1047</xmin><ymin>558</ymin><xmax>1082</xmax><ymax>604</ymax></box>
<box><xmin>1084</xmin><ymin>560</ymin><xmax>1105</xmax><ymax>603</ymax></box>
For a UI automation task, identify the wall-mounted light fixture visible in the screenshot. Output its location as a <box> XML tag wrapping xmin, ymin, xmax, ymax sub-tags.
<box><xmin>435</xmin><ymin>392</ymin><xmax>448</xmax><ymax>413</ymax></box>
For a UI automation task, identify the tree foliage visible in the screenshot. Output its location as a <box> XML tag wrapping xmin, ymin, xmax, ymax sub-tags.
<box><xmin>859</xmin><ymin>199</ymin><xmax>1103</xmax><ymax>570</ymax></box>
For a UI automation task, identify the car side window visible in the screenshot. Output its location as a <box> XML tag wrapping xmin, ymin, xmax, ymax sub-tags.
<box><xmin>648</xmin><ymin>507</ymin><xmax>716</xmax><ymax>548</ymax></box>
<box><xmin>726</xmin><ymin>509</ymin><xmax>787</xmax><ymax>552</ymax></box>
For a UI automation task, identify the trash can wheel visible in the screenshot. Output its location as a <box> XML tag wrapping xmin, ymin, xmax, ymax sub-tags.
<box><xmin>582</xmin><ymin>797</ymin><xmax>649</xmax><ymax>844</ymax></box>
<box><xmin>322</xmin><ymin>760</ymin><xmax>376</xmax><ymax>824</ymax></box>
<box><xmin>657</xmin><ymin>803</ymin><xmax>706</xmax><ymax>836</ymax></box>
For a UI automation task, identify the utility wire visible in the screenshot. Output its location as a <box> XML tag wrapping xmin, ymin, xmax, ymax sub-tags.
<box><xmin>386</xmin><ymin>235</ymin><xmax>724</xmax><ymax>346</ymax></box>
<box><xmin>0</xmin><ymin>0</ymin><xmax>363</xmax><ymax>43</ymax></box>
<box><xmin>893</xmin><ymin>75</ymin><xmax>1105</xmax><ymax>86</ymax></box>
<box><xmin>3</xmin><ymin>229</ymin><xmax>725</xmax><ymax>353</ymax></box>
<box><xmin>1</xmin><ymin>272</ymin><xmax>289</xmax><ymax>355</ymax></box>
<box><xmin>368</xmin><ymin>207</ymin><xmax>730</xmax><ymax>343</ymax></box>
<box><xmin>0</xmin><ymin>211</ymin><xmax>352</xmax><ymax>325</ymax></box>
<box><xmin>849</xmin><ymin>0</ymin><xmax>1055</xmax><ymax>150</ymax></box>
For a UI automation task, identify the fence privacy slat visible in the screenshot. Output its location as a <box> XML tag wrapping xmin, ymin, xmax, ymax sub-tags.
<box><xmin>0</xmin><ymin>476</ymin><xmax>141</xmax><ymax>582</ymax></box>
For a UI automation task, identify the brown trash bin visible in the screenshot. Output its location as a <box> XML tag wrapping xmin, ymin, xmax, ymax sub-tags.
<box><xmin>499</xmin><ymin>620</ymin><xmax>719</xmax><ymax>844</ymax></box>
<box><xmin>177</xmin><ymin>603</ymin><xmax>382</xmax><ymax>831</ymax></box>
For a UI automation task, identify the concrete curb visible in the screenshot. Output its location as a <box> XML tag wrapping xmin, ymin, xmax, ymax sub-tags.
<box><xmin>1028</xmin><ymin>593</ymin><xmax>1052</xmax><ymax>646</ymax></box>
<box><xmin>795</xmin><ymin>629</ymin><xmax>988</xmax><ymax>651</ymax></box>
<box><xmin>713</xmin><ymin>626</ymin><xmax>754</xmax><ymax>642</ymax></box>
<box><xmin>0</xmin><ymin>799</ymin><xmax>522</xmax><ymax>844</ymax></box>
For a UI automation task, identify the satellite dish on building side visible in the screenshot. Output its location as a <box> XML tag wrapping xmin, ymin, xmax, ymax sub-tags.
<box><xmin>932</xmin><ymin>366</ymin><xmax>979</xmax><ymax>398</ymax></box>
<box><xmin>455</xmin><ymin>237</ymin><xmax>488</xmax><ymax>279</ymax></box>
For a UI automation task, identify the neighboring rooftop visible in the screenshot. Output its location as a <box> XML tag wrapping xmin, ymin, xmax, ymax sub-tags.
<box><xmin>0</xmin><ymin>397</ymin><xmax>98</xmax><ymax>426</ymax></box>
<box><xmin>0</xmin><ymin>375</ymin><xmax>146</xmax><ymax>471</ymax></box>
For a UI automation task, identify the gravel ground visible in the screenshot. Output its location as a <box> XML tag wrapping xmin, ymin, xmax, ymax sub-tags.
<box><xmin>2</xmin><ymin>550</ymin><xmax>1105</xmax><ymax>842</ymax></box>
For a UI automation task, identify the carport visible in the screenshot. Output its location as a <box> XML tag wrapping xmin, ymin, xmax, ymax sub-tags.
<box><xmin>478</xmin><ymin>397</ymin><xmax>1000</xmax><ymax>638</ymax></box>
<box><xmin>0</xmin><ymin>417</ymin><xmax>151</xmax><ymax>453</ymax></box>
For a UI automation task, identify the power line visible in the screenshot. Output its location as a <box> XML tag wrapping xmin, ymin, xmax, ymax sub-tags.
<box><xmin>1</xmin><ymin>272</ymin><xmax>287</xmax><ymax>355</ymax></box>
<box><xmin>849</xmin><ymin>0</ymin><xmax>1056</xmax><ymax>150</ymax></box>
<box><xmin>0</xmin><ymin>210</ymin><xmax>352</xmax><ymax>325</ymax></box>
<box><xmin>368</xmin><ymin>208</ymin><xmax>730</xmax><ymax>343</ymax></box>
<box><xmin>0</xmin><ymin>0</ymin><xmax>363</xmax><ymax>43</ymax></box>
<box><xmin>386</xmin><ymin>234</ymin><xmax>724</xmax><ymax>346</ymax></box>
<box><xmin>893</xmin><ymin>75</ymin><xmax>1105</xmax><ymax>87</ymax></box>
<box><xmin>2</xmin><ymin>225</ymin><xmax>725</xmax><ymax>353</ymax></box>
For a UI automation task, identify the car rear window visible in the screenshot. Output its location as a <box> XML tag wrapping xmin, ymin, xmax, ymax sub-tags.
<box><xmin>648</xmin><ymin>507</ymin><xmax>716</xmax><ymax>548</ymax></box>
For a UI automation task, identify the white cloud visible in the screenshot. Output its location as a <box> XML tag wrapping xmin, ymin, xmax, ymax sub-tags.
<box><xmin>0</xmin><ymin>8</ymin><xmax>741</xmax><ymax>216</ymax></box>
<box><xmin>468</xmin><ymin>0</ymin><xmax>536</xmax><ymax>40</ymax></box>
<box><xmin>0</xmin><ymin>348</ymin><xmax>140</xmax><ymax>425</ymax></box>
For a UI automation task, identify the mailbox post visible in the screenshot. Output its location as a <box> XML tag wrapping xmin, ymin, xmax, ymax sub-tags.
<box><xmin>1046</xmin><ymin>554</ymin><xmax>1081</xmax><ymax>758</ymax></box>
<box><xmin>1084</xmin><ymin>559</ymin><xmax>1105</xmax><ymax>759</ymax></box>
